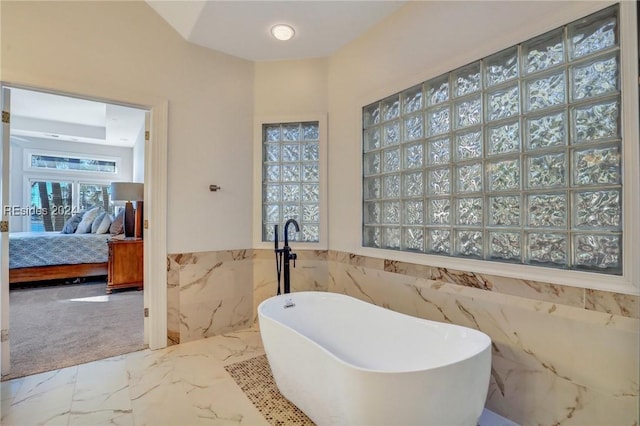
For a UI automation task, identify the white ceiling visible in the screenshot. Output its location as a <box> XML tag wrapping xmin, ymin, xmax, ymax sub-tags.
<box><xmin>10</xmin><ymin>88</ymin><xmax>146</xmax><ymax>148</ymax></box>
<box><xmin>146</xmin><ymin>0</ymin><xmax>406</xmax><ymax>61</ymax></box>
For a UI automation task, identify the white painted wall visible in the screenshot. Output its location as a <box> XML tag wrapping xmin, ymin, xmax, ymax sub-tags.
<box><xmin>254</xmin><ymin>58</ymin><xmax>328</xmax><ymax>117</ymax></box>
<box><xmin>132</xmin><ymin>125</ymin><xmax>145</xmax><ymax>183</ymax></box>
<box><xmin>1</xmin><ymin>1</ymin><xmax>254</xmax><ymax>253</ymax></box>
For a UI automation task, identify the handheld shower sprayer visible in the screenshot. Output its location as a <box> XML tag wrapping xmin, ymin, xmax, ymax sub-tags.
<box><xmin>274</xmin><ymin>220</ymin><xmax>300</xmax><ymax>295</ymax></box>
<box><xmin>274</xmin><ymin>224</ymin><xmax>282</xmax><ymax>295</ymax></box>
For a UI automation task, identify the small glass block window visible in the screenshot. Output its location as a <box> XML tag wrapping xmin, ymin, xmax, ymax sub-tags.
<box><xmin>361</xmin><ymin>5</ymin><xmax>623</xmax><ymax>276</ymax></box>
<box><xmin>403</xmin><ymin>227</ymin><xmax>424</xmax><ymax>252</ymax></box>
<box><xmin>485</xmin><ymin>47</ymin><xmax>519</xmax><ymax>87</ymax></box>
<box><xmin>568</xmin><ymin>7</ymin><xmax>618</xmax><ymax>60</ymax></box>
<box><xmin>571</xmin><ymin>54</ymin><xmax>619</xmax><ymax>101</ymax></box>
<box><xmin>526</xmin><ymin>112</ymin><xmax>567</xmax><ymax>150</ymax></box>
<box><xmin>525</xmin><ymin>72</ymin><xmax>566</xmax><ymax>112</ymax></box>
<box><xmin>489</xmin><ymin>195</ymin><xmax>520</xmax><ymax>226</ymax></box>
<box><xmin>426</xmin><ymin>75</ymin><xmax>450</xmax><ymax>106</ymax></box>
<box><xmin>263</xmin><ymin>121</ymin><xmax>320</xmax><ymax>242</ymax></box>
<box><xmin>428</xmin><ymin>198</ymin><xmax>451</xmax><ymax>225</ymax></box>
<box><xmin>573</xmin><ymin>233</ymin><xmax>621</xmax><ymax>272</ymax></box>
<box><xmin>487</xmin><ymin>85</ymin><xmax>519</xmax><ymax>121</ymax></box>
<box><xmin>403</xmin><ymin>85</ymin><xmax>424</xmax><ymax>114</ymax></box>
<box><xmin>527</xmin><ymin>193</ymin><xmax>568</xmax><ymax>229</ymax></box>
<box><xmin>523</xmin><ymin>29</ymin><xmax>565</xmax><ymax>74</ymax></box>
<box><xmin>572</xmin><ymin>99</ymin><xmax>619</xmax><ymax>143</ymax></box>
<box><xmin>454</xmin><ymin>63</ymin><xmax>482</xmax><ymax>97</ymax></box>
<box><xmin>489</xmin><ymin>231</ymin><xmax>522</xmax><ymax>262</ymax></box>
<box><xmin>488</xmin><ymin>121</ymin><xmax>520</xmax><ymax>155</ymax></box>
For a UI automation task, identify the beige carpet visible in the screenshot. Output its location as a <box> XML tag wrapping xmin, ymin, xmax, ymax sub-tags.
<box><xmin>3</xmin><ymin>280</ymin><xmax>145</xmax><ymax>381</ymax></box>
<box><xmin>225</xmin><ymin>354</ymin><xmax>314</xmax><ymax>425</ymax></box>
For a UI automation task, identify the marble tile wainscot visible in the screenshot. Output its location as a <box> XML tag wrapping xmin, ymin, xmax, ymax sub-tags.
<box><xmin>252</xmin><ymin>249</ymin><xmax>329</xmax><ymax>323</ymax></box>
<box><xmin>167</xmin><ymin>250</ymin><xmax>254</xmax><ymax>345</ymax></box>
<box><xmin>327</xmin><ymin>250</ymin><xmax>639</xmax><ymax>425</ymax></box>
<box><xmin>165</xmin><ymin>248</ymin><xmax>638</xmax><ymax>424</ymax></box>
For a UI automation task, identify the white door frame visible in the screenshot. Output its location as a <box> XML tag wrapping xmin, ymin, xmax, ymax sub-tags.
<box><xmin>1</xmin><ymin>87</ymin><xmax>11</xmax><ymax>374</ymax></box>
<box><xmin>0</xmin><ymin>82</ymin><xmax>168</xmax><ymax>376</ymax></box>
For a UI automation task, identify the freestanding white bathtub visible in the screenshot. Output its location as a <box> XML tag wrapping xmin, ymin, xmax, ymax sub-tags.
<box><xmin>258</xmin><ymin>291</ymin><xmax>492</xmax><ymax>426</ymax></box>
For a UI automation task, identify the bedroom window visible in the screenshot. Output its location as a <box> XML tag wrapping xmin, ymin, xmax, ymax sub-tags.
<box><xmin>30</xmin><ymin>154</ymin><xmax>117</xmax><ymax>173</ymax></box>
<box><xmin>30</xmin><ymin>181</ymin><xmax>73</xmax><ymax>232</ymax></box>
<box><xmin>262</xmin><ymin>121</ymin><xmax>320</xmax><ymax>242</ymax></box>
<box><xmin>362</xmin><ymin>5</ymin><xmax>625</xmax><ymax>275</ymax></box>
<box><xmin>79</xmin><ymin>183</ymin><xmax>114</xmax><ymax>215</ymax></box>
<box><xmin>24</xmin><ymin>149</ymin><xmax>122</xmax><ymax>231</ymax></box>
<box><xmin>29</xmin><ymin>181</ymin><xmax>114</xmax><ymax>232</ymax></box>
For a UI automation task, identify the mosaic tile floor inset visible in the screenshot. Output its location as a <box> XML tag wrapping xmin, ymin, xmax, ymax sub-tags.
<box><xmin>224</xmin><ymin>354</ymin><xmax>314</xmax><ymax>425</ymax></box>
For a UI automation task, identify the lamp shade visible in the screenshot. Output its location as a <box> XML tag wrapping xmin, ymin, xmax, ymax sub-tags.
<box><xmin>110</xmin><ymin>182</ymin><xmax>144</xmax><ymax>202</ymax></box>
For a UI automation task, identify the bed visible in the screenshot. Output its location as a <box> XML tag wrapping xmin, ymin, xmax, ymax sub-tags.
<box><xmin>9</xmin><ymin>231</ymin><xmax>110</xmax><ymax>284</ymax></box>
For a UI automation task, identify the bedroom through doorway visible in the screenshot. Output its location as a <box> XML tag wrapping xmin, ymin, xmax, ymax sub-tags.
<box><xmin>2</xmin><ymin>87</ymin><xmax>148</xmax><ymax>380</ymax></box>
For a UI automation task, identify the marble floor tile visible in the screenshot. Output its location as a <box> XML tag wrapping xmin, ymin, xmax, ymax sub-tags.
<box><xmin>2</xmin><ymin>367</ymin><xmax>78</xmax><ymax>426</ymax></box>
<box><xmin>1</xmin><ymin>379</ymin><xmax>23</xmax><ymax>424</ymax></box>
<box><xmin>69</xmin><ymin>355</ymin><xmax>132</xmax><ymax>426</ymax></box>
<box><xmin>1</xmin><ymin>376</ymin><xmax>23</xmax><ymax>402</ymax></box>
<box><xmin>182</xmin><ymin>371</ymin><xmax>268</xmax><ymax>425</ymax></box>
<box><xmin>0</xmin><ymin>326</ymin><xmax>515</xmax><ymax>426</ymax></box>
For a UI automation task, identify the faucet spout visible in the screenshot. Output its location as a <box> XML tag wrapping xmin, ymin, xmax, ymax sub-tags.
<box><xmin>284</xmin><ymin>219</ymin><xmax>300</xmax><ymax>247</ymax></box>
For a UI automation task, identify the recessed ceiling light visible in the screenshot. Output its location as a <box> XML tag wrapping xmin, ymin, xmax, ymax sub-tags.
<box><xmin>271</xmin><ymin>24</ymin><xmax>295</xmax><ymax>41</ymax></box>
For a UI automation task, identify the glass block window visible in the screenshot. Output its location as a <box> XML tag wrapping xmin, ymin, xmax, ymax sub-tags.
<box><xmin>362</xmin><ymin>5</ymin><xmax>622</xmax><ymax>275</ymax></box>
<box><xmin>262</xmin><ymin>121</ymin><xmax>320</xmax><ymax>242</ymax></box>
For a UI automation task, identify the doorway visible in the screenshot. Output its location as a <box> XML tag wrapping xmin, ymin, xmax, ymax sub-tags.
<box><xmin>0</xmin><ymin>83</ymin><xmax>168</xmax><ymax>378</ymax></box>
<box><xmin>8</xmin><ymin>88</ymin><xmax>145</xmax><ymax>379</ymax></box>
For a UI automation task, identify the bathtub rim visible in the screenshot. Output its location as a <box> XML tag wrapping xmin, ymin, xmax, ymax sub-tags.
<box><xmin>258</xmin><ymin>290</ymin><xmax>492</xmax><ymax>374</ymax></box>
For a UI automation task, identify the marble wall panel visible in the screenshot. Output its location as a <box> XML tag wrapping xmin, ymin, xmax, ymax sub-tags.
<box><xmin>168</xmin><ymin>250</ymin><xmax>254</xmax><ymax>344</ymax></box>
<box><xmin>382</xmin><ymin>258</ymin><xmax>589</xmax><ymax>308</ymax></box>
<box><xmin>327</xmin><ymin>260</ymin><xmax>639</xmax><ymax>425</ymax></box>
<box><xmin>328</xmin><ymin>250</ymin><xmax>385</xmax><ymax>269</ymax></box>
<box><xmin>252</xmin><ymin>249</ymin><xmax>328</xmax><ymax>323</ymax></box>
<box><xmin>168</xmin><ymin>249</ymin><xmax>328</xmax><ymax>344</ymax></box>
<box><xmin>167</xmin><ymin>255</ymin><xmax>181</xmax><ymax>345</ymax></box>
<box><xmin>331</xmin><ymin>251</ymin><xmax>637</xmax><ymax>317</ymax></box>
<box><xmin>585</xmin><ymin>289</ymin><xmax>640</xmax><ymax>318</ymax></box>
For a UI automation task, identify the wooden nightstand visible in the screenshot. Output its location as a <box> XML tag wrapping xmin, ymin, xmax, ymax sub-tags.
<box><xmin>107</xmin><ymin>238</ymin><xmax>143</xmax><ymax>293</ymax></box>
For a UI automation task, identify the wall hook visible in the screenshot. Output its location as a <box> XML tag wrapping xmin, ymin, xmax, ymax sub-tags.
<box><xmin>209</xmin><ymin>184</ymin><xmax>221</xmax><ymax>192</ymax></box>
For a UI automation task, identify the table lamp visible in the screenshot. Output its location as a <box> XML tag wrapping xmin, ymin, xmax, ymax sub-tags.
<box><xmin>110</xmin><ymin>182</ymin><xmax>144</xmax><ymax>238</ymax></box>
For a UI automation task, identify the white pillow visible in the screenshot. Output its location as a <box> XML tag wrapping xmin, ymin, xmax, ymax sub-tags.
<box><xmin>95</xmin><ymin>213</ymin><xmax>112</xmax><ymax>234</ymax></box>
<box><xmin>75</xmin><ymin>207</ymin><xmax>101</xmax><ymax>233</ymax></box>
<box><xmin>91</xmin><ymin>212</ymin><xmax>106</xmax><ymax>233</ymax></box>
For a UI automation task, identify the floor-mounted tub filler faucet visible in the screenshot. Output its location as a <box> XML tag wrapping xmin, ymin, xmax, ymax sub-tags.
<box><xmin>274</xmin><ymin>219</ymin><xmax>300</xmax><ymax>297</ymax></box>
